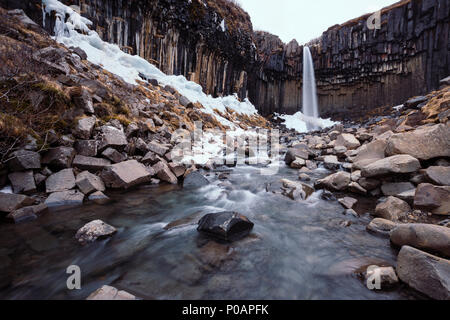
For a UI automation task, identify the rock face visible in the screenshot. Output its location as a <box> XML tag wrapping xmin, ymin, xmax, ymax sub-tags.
<box><xmin>396</xmin><ymin>246</ymin><xmax>450</xmax><ymax>300</ymax></box>
<box><xmin>390</xmin><ymin>224</ymin><xmax>450</xmax><ymax>258</ymax></box>
<box><xmin>75</xmin><ymin>220</ymin><xmax>117</xmax><ymax>245</ymax></box>
<box><xmin>414</xmin><ymin>183</ymin><xmax>450</xmax><ymax>215</ymax></box>
<box><xmin>386</xmin><ymin>124</ymin><xmax>450</xmax><ymax>160</ymax></box>
<box><xmin>374</xmin><ymin>196</ymin><xmax>411</xmax><ymax>222</ymax></box>
<box><xmin>101</xmin><ymin>160</ymin><xmax>153</xmax><ymax>189</ymax></box>
<box><xmin>198</xmin><ymin>212</ymin><xmax>254</xmax><ymax>241</ymax></box>
<box><xmin>361</xmin><ymin>155</ymin><xmax>421</xmax><ymax>178</ymax></box>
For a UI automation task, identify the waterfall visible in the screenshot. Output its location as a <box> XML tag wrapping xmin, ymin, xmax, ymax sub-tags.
<box><xmin>302</xmin><ymin>46</ymin><xmax>319</xmax><ymax>119</ymax></box>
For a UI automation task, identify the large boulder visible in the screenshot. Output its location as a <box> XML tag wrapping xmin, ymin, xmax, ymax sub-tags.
<box><xmin>183</xmin><ymin>171</ymin><xmax>210</xmax><ymax>188</ymax></box>
<box><xmin>76</xmin><ymin>171</ymin><xmax>105</xmax><ymax>195</ymax></box>
<box><xmin>75</xmin><ymin>220</ymin><xmax>117</xmax><ymax>245</ymax></box>
<box><xmin>98</xmin><ymin>126</ymin><xmax>128</xmax><ymax>152</ymax></box>
<box><xmin>414</xmin><ymin>183</ymin><xmax>450</xmax><ymax>215</ymax></box>
<box><xmin>315</xmin><ymin>172</ymin><xmax>351</xmax><ymax>191</ymax></box>
<box><xmin>197</xmin><ymin>212</ymin><xmax>254</xmax><ymax>241</ymax></box>
<box><xmin>8</xmin><ymin>171</ymin><xmax>36</xmax><ymax>194</ymax></box>
<box><xmin>396</xmin><ymin>246</ymin><xmax>450</xmax><ymax>300</ymax></box>
<box><xmin>361</xmin><ymin>155</ymin><xmax>421</xmax><ymax>178</ymax></box>
<box><xmin>386</xmin><ymin>124</ymin><xmax>450</xmax><ymax>160</ymax></box>
<box><xmin>42</xmin><ymin>146</ymin><xmax>76</xmax><ymax>170</ymax></box>
<box><xmin>7</xmin><ymin>150</ymin><xmax>41</xmax><ymax>171</ymax></box>
<box><xmin>152</xmin><ymin>161</ymin><xmax>178</xmax><ymax>185</ymax></box>
<box><xmin>335</xmin><ymin>133</ymin><xmax>360</xmax><ymax>150</ymax></box>
<box><xmin>86</xmin><ymin>285</ymin><xmax>136</xmax><ymax>300</ymax></box>
<box><xmin>102</xmin><ymin>148</ymin><xmax>127</xmax><ymax>163</ymax></box>
<box><xmin>374</xmin><ymin>196</ymin><xmax>411</xmax><ymax>222</ymax></box>
<box><xmin>381</xmin><ymin>182</ymin><xmax>416</xmax><ymax>201</ymax></box>
<box><xmin>73</xmin><ymin>155</ymin><xmax>111</xmax><ymax>172</ymax></box>
<box><xmin>45</xmin><ymin>190</ymin><xmax>84</xmax><ymax>207</ymax></box>
<box><xmin>101</xmin><ymin>160</ymin><xmax>153</xmax><ymax>189</ymax></box>
<box><xmin>366</xmin><ymin>218</ymin><xmax>398</xmax><ymax>237</ymax></box>
<box><xmin>391</xmin><ymin>224</ymin><xmax>450</xmax><ymax>258</ymax></box>
<box><xmin>73</xmin><ymin>116</ymin><xmax>96</xmax><ymax>139</ymax></box>
<box><xmin>425</xmin><ymin>166</ymin><xmax>450</xmax><ymax>186</ymax></box>
<box><xmin>46</xmin><ymin>169</ymin><xmax>76</xmax><ymax>193</ymax></box>
<box><xmin>0</xmin><ymin>193</ymin><xmax>34</xmax><ymax>213</ymax></box>
<box><xmin>352</xmin><ymin>140</ymin><xmax>387</xmax><ymax>169</ymax></box>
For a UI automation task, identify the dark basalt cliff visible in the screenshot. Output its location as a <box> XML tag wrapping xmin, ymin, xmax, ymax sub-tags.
<box><xmin>251</xmin><ymin>0</ymin><xmax>450</xmax><ymax>119</ymax></box>
<box><xmin>1</xmin><ymin>0</ymin><xmax>449</xmax><ymax>120</ymax></box>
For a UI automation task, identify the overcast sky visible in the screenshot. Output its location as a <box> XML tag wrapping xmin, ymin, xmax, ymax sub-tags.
<box><xmin>239</xmin><ymin>0</ymin><xmax>400</xmax><ymax>44</ymax></box>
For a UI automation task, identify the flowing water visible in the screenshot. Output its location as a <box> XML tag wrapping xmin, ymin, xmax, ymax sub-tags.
<box><xmin>302</xmin><ymin>46</ymin><xmax>319</xmax><ymax>120</ymax></box>
<box><xmin>0</xmin><ymin>160</ymin><xmax>425</xmax><ymax>300</ymax></box>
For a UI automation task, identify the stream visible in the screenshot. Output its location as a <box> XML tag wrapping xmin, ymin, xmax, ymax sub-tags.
<box><xmin>0</xmin><ymin>161</ymin><xmax>426</xmax><ymax>300</ymax></box>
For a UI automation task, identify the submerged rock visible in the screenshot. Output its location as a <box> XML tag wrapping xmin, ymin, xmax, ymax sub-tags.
<box><xmin>6</xmin><ymin>203</ymin><xmax>48</xmax><ymax>223</ymax></box>
<box><xmin>86</xmin><ymin>285</ymin><xmax>136</xmax><ymax>300</ymax></box>
<box><xmin>197</xmin><ymin>212</ymin><xmax>254</xmax><ymax>242</ymax></box>
<box><xmin>75</xmin><ymin>220</ymin><xmax>117</xmax><ymax>245</ymax></box>
<box><xmin>396</xmin><ymin>246</ymin><xmax>450</xmax><ymax>300</ymax></box>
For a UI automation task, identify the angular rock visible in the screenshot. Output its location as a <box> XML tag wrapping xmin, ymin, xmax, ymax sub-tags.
<box><xmin>98</xmin><ymin>126</ymin><xmax>128</xmax><ymax>152</ymax></box>
<box><xmin>183</xmin><ymin>171</ymin><xmax>210</xmax><ymax>188</ymax></box>
<box><xmin>168</xmin><ymin>162</ymin><xmax>186</xmax><ymax>178</ymax></box>
<box><xmin>391</xmin><ymin>224</ymin><xmax>450</xmax><ymax>258</ymax></box>
<box><xmin>323</xmin><ymin>155</ymin><xmax>340</xmax><ymax>170</ymax></box>
<box><xmin>75</xmin><ymin>220</ymin><xmax>117</xmax><ymax>245</ymax></box>
<box><xmin>381</xmin><ymin>182</ymin><xmax>416</xmax><ymax>201</ymax></box>
<box><xmin>73</xmin><ymin>87</ymin><xmax>94</xmax><ymax>114</ymax></box>
<box><xmin>374</xmin><ymin>196</ymin><xmax>411</xmax><ymax>222</ymax></box>
<box><xmin>358</xmin><ymin>177</ymin><xmax>381</xmax><ymax>191</ymax></box>
<box><xmin>366</xmin><ymin>218</ymin><xmax>398</xmax><ymax>237</ymax></box>
<box><xmin>74</xmin><ymin>140</ymin><xmax>97</xmax><ymax>157</ymax></box>
<box><xmin>352</xmin><ymin>140</ymin><xmax>387</xmax><ymax>169</ymax></box>
<box><xmin>414</xmin><ymin>183</ymin><xmax>450</xmax><ymax>215</ymax></box>
<box><xmin>396</xmin><ymin>246</ymin><xmax>450</xmax><ymax>300</ymax></box>
<box><xmin>76</xmin><ymin>171</ymin><xmax>105</xmax><ymax>195</ymax></box>
<box><xmin>290</xmin><ymin>158</ymin><xmax>306</xmax><ymax>169</ymax></box>
<box><xmin>6</xmin><ymin>203</ymin><xmax>48</xmax><ymax>224</ymax></box>
<box><xmin>338</xmin><ymin>197</ymin><xmax>358</xmax><ymax>209</ymax></box>
<box><xmin>147</xmin><ymin>141</ymin><xmax>169</xmax><ymax>157</ymax></box>
<box><xmin>197</xmin><ymin>212</ymin><xmax>254</xmax><ymax>242</ymax></box>
<box><xmin>73</xmin><ymin>116</ymin><xmax>96</xmax><ymax>139</ymax></box>
<box><xmin>386</xmin><ymin>124</ymin><xmax>450</xmax><ymax>160</ymax></box>
<box><xmin>335</xmin><ymin>133</ymin><xmax>361</xmax><ymax>150</ymax></box>
<box><xmin>315</xmin><ymin>172</ymin><xmax>351</xmax><ymax>191</ymax></box>
<box><xmin>361</xmin><ymin>155</ymin><xmax>421</xmax><ymax>178</ymax></box>
<box><xmin>284</xmin><ymin>145</ymin><xmax>309</xmax><ymax>164</ymax></box>
<box><xmin>87</xmin><ymin>285</ymin><xmax>136</xmax><ymax>300</ymax></box>
<box><xmin>0</xmin><ymin>193</ymin><xmax>34</xmax><ymax>213</ymax></box>
<box><xmin>45</xmin><ymin>190</ymin><xmax>84</xmax><ymax>207</ymax></box>
<box><xmin>88</xmin><ymin>191</ymin><xmax>110</xmax><ymax>204</ymax></box>
<box><xmin>8</xmin><ymin>171</ymin><xmax>36</xmax><ymax>194</ymax></box>
<box><xmin>348</xmin><ymin>182</ymin><xmax>367</xmax><ymax>195</ymax></box>
<box><xmin>7</xmin><ymin>150</ymin><xmax>41</xmax><ymax>171</ymax></box>
<box><xmin>73</xmin><ymin>155</ymin><xmax>111</xmax><ymax>172</ymax></box>
<box><xmin>102</xmin><ymin>148</ymin><xmax>127</xmax><ymax>163</ymax></box>
<box><xmin>46</xmin><ymin>169</ymin><xmax>76</xmax><ymax>193</ymax></box>
<box><xmin>425</xmin><ymin>166</ymin><xmax>450</xmax><ymax>186</ymax></box>
<box><xmin>101</xmin><ymin>160</ymin><xmax>153</xmax><ymax>189</ymax></box>
<box><xmin>42</xmin><ymin>147</ymin><xmax>76</xmax><ymax>170</ymax></box>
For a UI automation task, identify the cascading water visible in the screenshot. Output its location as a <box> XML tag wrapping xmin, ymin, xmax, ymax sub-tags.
<box><xmin>302</xmin><ymin>46</ymin><xmax>319</xmax><ymax>119</ymax></box>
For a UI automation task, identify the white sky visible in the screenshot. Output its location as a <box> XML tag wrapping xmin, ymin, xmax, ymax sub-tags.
<box><xmin>239</xmin><ymin>0</ymin><xmax>400</xmax><ymax>44</ymax></box>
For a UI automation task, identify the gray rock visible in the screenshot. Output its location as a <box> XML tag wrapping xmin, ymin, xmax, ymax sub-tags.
<box><xmin>179</xmin><ymin>95</ymin><xmax>192</xmax><ymax>107</ymax></box>
<box><xmin>358</xmin><ymin>177</ymin><xmax>380</xmax><ymax>191</ymax></box>
<box><xmin>88</xmin><ymin>191</ymin><xmax>110</xmax><ymax>204</ymax></box>
<box><xmin>46</xmin><ymin>169</ymin><xmax>76</xmax><ymax>193</ymax></box>
<box><xmin>284</xmin><ymin>145</ymin><xmax>310</xmax><ymax>164</ymax></box>
<box><xmin>73</xmin><ymin>87</ymin><xmax>94</xmax><ymax>114</ymax></box>
<box><xmin>381</xmin><ymin>182</ymin><xmax>416</xmax><ymax>201</ymax></box>
<box><xmin>348</xmin><ymin>182</ymin><xmax>367</xmax><ymax>195</ymax></box>
<box><xmin>76</xmin><ymin>171</ymin><xmax>105</xmax><ymax>195</ymax></box>
<box><xmin>42</xmin><ymin>146</ymin><xmax>76</xmax><ymax>170</ymax></box>
<box><xmin>290</xmin><ymin>157</ymin><xmax>306</xmax><ymax>169</ymax></box>
<box><xmin>87</xmin><ymin>285</ymin><xmax>136</xmax><ymax>300</ymax></box>
<box><xmin>147</xmin><ymin>141</ymin><xmax>169</xmax><ymax>157</ymax></box>
<box><xmin>73</xmin><ymin>116</ymin><xmax>96</xmax><ymax>139</ymax></box>
<box><xmin>102</xmin><ymin>148</ymin><xmax>127</xmax><ymax>163</ymax></box>
<box><xmin>425</xmin><ymin>166</ymin><xmax>450</xmax><ymax>186</ymax></box>
<box><xmin>101</xmin><ymin>160</ymin><xmax>153</xmax><ymax>189</ymax></box>
<box><xmin>73</xmin><ymin>155</ymin><xmax>111</xmax><ymax>172</ymax></box>
<box><xmin>396</xmin><ymin>246</ymin><xmax>450</xmax><ymax>300</ymax></box>
<box><xmin>0</xmin><ymin>193</ymin><xmax>35</xmax><ymax>213</ymax></box>
<box><xmin>6</xmin><ymin>203</ymin><xmax>48</xmax><ymax>224</ymax></box>
<box><xmin>414</xmin><ymin>183</ymin><xmax>450</xmax><ymax>215</ymax></box>
<box><xmin>374</xmin><ymin>196</ymin><xmax>411</xmax><ymax>222</ymax></box>
<box><xmin>338</xmin><ymin>197</ymin><xmax>358</xmax><ymax>209</ymax></box>
<box><xmin>152</xmin><ymin>161</ymin><xmax>178</xmax><ymax>185</ymax></box>
<box><xmin>45</xmin><ymin>190</ymin><xmax>84</xmax><ymax>207</ymax></box>
<box><xmin>323</xmin><ymin>155</ymin><xmax>340</xmax><ymax>170</ymax></box>
<box><xmin>391</xmin><ymin>224</ymin><xmax>450</xmax><ymax>257</ymax></box>
<box><xmin>335</xmin><ymin>133</ymin><xmax>360</xmax><ymax>150</ymax></box>
<box><xmin>352</xmin><ymin>139</ymin><xmax>387</xmax><ymax>170</ymax></box>
<box><xmin>386</xmin><ymin>124</ymin><xmax>450</xmax><ymax>160</ymax></box>
<box><xmin>7</xmin><ymin>150</ymin><xmax>41</xmax><ymax>171</ymax></box>
<box><xmin>366</xmin><ymin>218</ymin><xmax>398</xmax><ymax>237</ymax></box>
<box><xmin>168</xmin><ymin>163</ymin><xmax>186</xmax><ymax>178</ymax></box>
<box><xmin>75</xmin><ymin>220</ymin><xmax>117</xmax><ymax>245</ymax></box>
<box><xmin>74</xmin><ymin>140</ymin><xmax>98</xmax><ymax>157</ymax></box>
<box><xmin>361</xmin><ymin>155</ymin><xmax>421</xmax><ymax>178</ymax></box>
<box><xmin>315</xmin><ymin>172</ymin><xmax>351</xmax><ymax>191</ymax></box>
<box><xmin>404</xmin><ymin>96</ymin><xmax>428</xmax><ymax>109</ymax></box>
<box><xmin>197</xmin><ymin>212</ymin><xmax>254</xmax><ymax>242</ymax></box>
<box><xmin>183</xmin><ymin>171</ymin><xmax>210</xmax><ymax>188</ymax></box>
<box><xmin>98</xmin><ymin>126</ymin><xmax>128</xmax><ymax>152</ymax></box>
<box><xmin>8</xmin><ymin>171</ymin><xmax>36</xmax><ymax>194</ymax></box>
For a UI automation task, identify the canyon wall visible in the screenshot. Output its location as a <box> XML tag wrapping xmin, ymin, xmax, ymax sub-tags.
<box><xmin>0</xmin><ymin>0</ymin><xmax>449</xmax><ymax>120</ymax></box>
<box><xmin>251</xmin><ymin>0</ymin><xmax>450</xmax><ymax>119</ymax></box>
